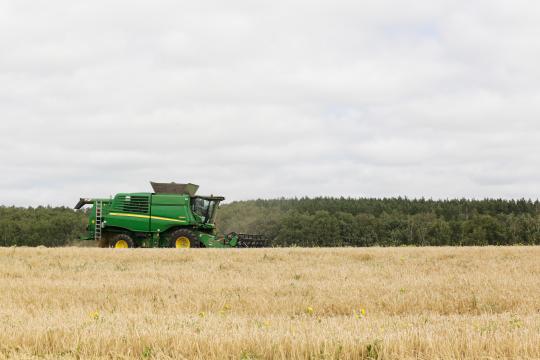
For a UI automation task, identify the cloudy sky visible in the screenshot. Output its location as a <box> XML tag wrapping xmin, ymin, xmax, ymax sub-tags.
<box><xmin>1</xmin><ymin>0</ymin><xmax>540</xmax><ymax>207</ymax></box>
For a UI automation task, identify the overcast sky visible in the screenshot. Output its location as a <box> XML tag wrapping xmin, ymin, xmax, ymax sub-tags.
<box><xmin>1</xmin><ymin>0</ymin><xmax>540</xmax><ymax>207</ymax></box>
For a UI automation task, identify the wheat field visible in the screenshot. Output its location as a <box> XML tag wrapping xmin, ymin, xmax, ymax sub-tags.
<box><xmin>0</xmin><ymin>246</ymin><xmax>539</xmax><ymax>359</ymax></box>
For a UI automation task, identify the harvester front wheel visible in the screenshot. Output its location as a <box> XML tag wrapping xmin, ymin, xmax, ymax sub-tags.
<box><xmin>109</xmin><ymin>234</ymin><xmax>134</xmax><ymax>249</ymax></box>
<box><xmin>169</xmin><ymin>229</ymin><xmax>200</xmax><ymax>249</ymax></box>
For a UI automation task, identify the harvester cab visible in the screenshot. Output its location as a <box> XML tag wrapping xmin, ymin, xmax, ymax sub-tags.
<box><xmin>191</xmin><ymin>196</ymin><xmax>224</xmax><ymax>224</ymax></box>
<box><xmin>75</xmin><ymin>182</ymin><xmax>267</xmax><ymax>249</ymax></box>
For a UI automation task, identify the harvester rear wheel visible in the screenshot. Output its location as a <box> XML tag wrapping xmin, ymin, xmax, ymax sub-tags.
<box><xmin>97</xmin><ymin>238</ymin><xmax>109</xmax><ymax>248</ymax></box>
<box><xmin>169</xmin><ymin>229</ymin><xmax>200</xmax><ymax>249</ymax></box>
<box><xmin>98</xmin><ymin>232</ymin><xmax>113</xmax><ymax>248</ymax></box>
<box><xmin>109</xmin><ymin>234</ymin><xmax>134</xmax><ymax>249</ymax></box>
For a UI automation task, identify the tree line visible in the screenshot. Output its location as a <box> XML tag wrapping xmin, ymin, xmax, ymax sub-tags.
<box><xmin>0</xmin><ymin>206</ymin><xmax>87</xmax><ymax>247</ymax></box>
<box><xmin>1</xmin><ymin>197</ymin><xmax>539</xmax><ymax>247</ymax></box>
<box><xmin>216</xmin><ymin>197</ymin><xmax>540</xmax><ymax>247</ymax></box>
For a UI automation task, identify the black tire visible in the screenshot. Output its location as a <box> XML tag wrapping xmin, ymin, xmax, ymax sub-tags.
<box><xmin>109</xmin><ymin>233</ymin><xmax>134</xmax><ymax>249</ymax></box>
<box><xmin>168</xmin><ymin>229</ymin><xmax>200</xmax><ymax>248</ymax></box>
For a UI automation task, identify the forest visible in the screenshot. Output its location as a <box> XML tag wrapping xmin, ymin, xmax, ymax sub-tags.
<box><xmin>216</xmin><ymin>197</ymin><xmax>540</xmax><ymax>247</ymax></box>
<box><xmin>1</xmin><ymin>197</ymin><xmax>539</xmax><ymax>247</ymax></box>
<box><xmin>0</xmin><ymin>206</ymin><xmax>87</xmax><ymax>247</ymax></box>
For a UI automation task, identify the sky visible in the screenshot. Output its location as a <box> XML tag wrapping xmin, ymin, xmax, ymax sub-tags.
<box><xmin>1</xmin><ymin>0</ymin><xmax>540</xmax><ymax>207</ymax></box>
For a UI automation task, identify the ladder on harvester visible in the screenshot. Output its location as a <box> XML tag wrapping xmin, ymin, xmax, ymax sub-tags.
<box><xmin>94</xmin><ymin>201</ymin><xmax>103</xmax><ymax>242</ymax></box>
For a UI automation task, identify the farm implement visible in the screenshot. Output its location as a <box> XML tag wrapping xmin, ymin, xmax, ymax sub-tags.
<box><xmin>75</xmin><ymin>182</ymin><xmax>268</xmax><ymax>249</ymax></box>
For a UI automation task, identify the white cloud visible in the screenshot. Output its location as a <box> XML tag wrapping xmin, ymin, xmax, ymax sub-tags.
<box><xmin>1</xmin><ymin>0</ymin><xmax>540</xmax><ymax>206</ymax></box>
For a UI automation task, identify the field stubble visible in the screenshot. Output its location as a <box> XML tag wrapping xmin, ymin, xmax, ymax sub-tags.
<box><xmin>0</xmin><ymin>246</ymin><xmax>539</xmax><ymax>359</ymax></box>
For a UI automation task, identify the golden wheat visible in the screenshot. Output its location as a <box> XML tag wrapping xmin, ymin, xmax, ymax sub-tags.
<box><xmin>0</xmin><ymin>246</ymin><xmax>539</xmax><ymax>359</ymax></box>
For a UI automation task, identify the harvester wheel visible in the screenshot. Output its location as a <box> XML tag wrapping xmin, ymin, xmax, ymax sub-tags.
<box><xmin>97</xmin><ymin>237</ymin><xmax>109</xmax><ymax>248</ymax></box>
<box><xmin>169</xmin><ymin>229</ymin><xmax>200</xmax><ymax>249</ymax></box>
<box><xmin>109</xmin><ymin>234</ymin><xmax>134</xmax><ymax>249</ymax></box>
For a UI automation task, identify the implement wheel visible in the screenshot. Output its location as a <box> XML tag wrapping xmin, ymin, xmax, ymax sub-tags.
<box><xmin>109</xmin><ymin>234</ymin><xmax>134</xmax><ymax>249</ymax></box>
<box><xmin>169</xmin><ymin>229</ymin><xmax>200</xmax><ymax>249</ymax></box>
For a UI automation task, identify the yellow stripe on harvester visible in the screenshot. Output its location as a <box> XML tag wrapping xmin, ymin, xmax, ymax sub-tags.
<box><xmin>151</xmin><ymin>215</ymin><xmax>186</xmax><ymax>223</ymax></box>
<box><xmin>109</xmin><ymin>212</ymin><xmax>150</xmax><ymax>219</ymax></box>
<box><xmin>109</xmin><ymin>213</ymin><xmax>186</xmax><ymax>223</ymax></box>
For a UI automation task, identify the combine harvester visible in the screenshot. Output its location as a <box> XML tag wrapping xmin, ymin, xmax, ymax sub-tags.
<box><xmin>75</xmin><ymin>182</ymin><xmax>267</xmax><ymax>249</ymax></box>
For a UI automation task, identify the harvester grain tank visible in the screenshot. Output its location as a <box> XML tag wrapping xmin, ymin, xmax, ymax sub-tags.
<box><xmin>75</xmin><ymin>182</ymin><xmax>266</xmax><ymax>248</ymax></box>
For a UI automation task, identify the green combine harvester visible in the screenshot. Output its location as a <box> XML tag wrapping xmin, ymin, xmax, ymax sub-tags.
<box><xmin>75</xmin><ymin>182</ymin><xmax>266</xmax><ymax>249</ymax></box>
